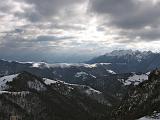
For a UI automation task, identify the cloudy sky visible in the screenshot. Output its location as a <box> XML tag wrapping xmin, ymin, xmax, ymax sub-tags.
<box><xmin>1</xmin><ymin>0</ymin><xmax>160</xmax><ymax>62</ymax></box>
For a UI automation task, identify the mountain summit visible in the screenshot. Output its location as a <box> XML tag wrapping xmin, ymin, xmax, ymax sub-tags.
<box><xmin>87</xmin><ymin>50</ymin><xmax>160</xmax><ymax>73</ymax></box>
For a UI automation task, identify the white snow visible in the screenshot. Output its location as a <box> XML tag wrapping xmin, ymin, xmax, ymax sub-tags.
<box><xmin>124</xmin><ymin>73</ymin><xmax>148</xmax><ymax>86</ymax></box>
<box><xmin>107</xmin><ymin>70</ymin><xmax>116</xmax><ymax>74</ymax></box>
<box><xmin>146</xmin><ymin>72</ymin><xmax>151</xmax><ymax>75</ymax></box>
<box><xmin>32</xmin><ymin>63</ymin><xmax>41</xmax><ymax>68</ymax></box>
<box><xmin>75</xmin><ymin>72</ymin><xmax>97</xmax><ymax>79</ymax></box>
<box><xmin>75</xmin><ymin>72</ymin><xmax>88</xmax><ymax>78</ymax></box>
<box><xmin>0</xmin><ymin>74</ymin><xmax>18</xmax><ymax>90</ymax></box>
<box><xmin>85</xmin><ymin>87</ymin><xmax>102</xmax><ymax>95</ymax></box>
<box><xmin>138</xmin><ymin>117</ymin><xmax>160</xmax><ymax>120</ymax></box>
<box><xmin>90</xmin><ymin>74</ymin><xmax>96</xmax><ymax>78</ymax></box>
<box><xmin>43</xmin><ymin>78</ymin><xmax>57</xmax><ymax>85</ymax></box>
<box><xmin>138</xmin><ymin>113</ymin><xmax>160</xmax><ymax>120</ymax></box>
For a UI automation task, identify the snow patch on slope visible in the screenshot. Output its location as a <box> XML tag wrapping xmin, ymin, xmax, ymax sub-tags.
<box><xmin>0</xmin><ymin>74</ymin><xmax>18</xmax><ymax>90</ymax></box>
<box><xmin>43</xmin><ymin>78</ymin><xmax>57</xmax><ymax>85</ymax></box>
<box><xmin>138</xmin><ymin>117</ymin><xmax>160</xmax><ymax>120</ymax></box>
<box><xmin>85</xmin><ymin>87</ymin><xmax>102</xmax><ymax>95</ymax></box>
<box><xmin>75</xmin><ymin>72</ymin><xmax>88</xmax><ymax>77</ymax></box>
<box><xmin>123</xmin><ymin>73</ymin><xmax>148</xmax><ymax>86</ymax></box>
<box><xmin>138</xmin><ymin>112</ymin><xmax>160</xmax><ymax>120</ymax></box>
<box><xmin>106</xmin><ymin>70</ymin><xmax>116</xmax><ymax>74</ymax></box>
<box><xmin>75</xmin><ymin>72</ymin><xmax>97</xmax><ymax>80</ymax></box>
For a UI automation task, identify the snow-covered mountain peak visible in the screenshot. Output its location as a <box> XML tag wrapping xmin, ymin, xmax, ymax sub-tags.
<box><xmin>104</xmin><ymin>50</ymin><xmax>147</xmax><ymax>63</ymax></box>
<box><xmin>106</xmin><ymin>49</ymin><xmax>134</xmax><ymax>56</ymax></box>
<box><xmin>105</xmin><ymin>50</ymin><xmax>153</xmax><ymax>58</ymax></box>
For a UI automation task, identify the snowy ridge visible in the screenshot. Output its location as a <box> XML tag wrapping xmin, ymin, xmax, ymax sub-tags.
<box><xmin>43</xmin><ymin>78</ymin><xmax>102</xmax><ymax>95</ymax></box>
<box><xmin>105</xmin><ymin>50</ymin><xmax>152</xmax><ymax>57</ymax></box>
<box><xmin>103</xmin><ymin>50</ymin><xmax>154</xmax><ymax>63</ymax></box>
<box><xmin>45</xmin><ymin>78</ymin><xmax>111</xmax><ymax>105</ymax></box>
<box><xmin>0</xmin><ymin>74</ymin><xmax>18</xmax><ymax>90</ymax></box>
<box><xmin>106</xmin><ymin>50</ymin><xmax>134</xmax><ymax>56</ymax></box>
<box><xmin>42</xmin><ymin>78</ymin><xmax>111</xmax><ymax>105</ymax></box>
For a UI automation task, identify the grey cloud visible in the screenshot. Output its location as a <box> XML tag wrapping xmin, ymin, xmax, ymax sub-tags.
<box><xmin>89</xmin><ymin>0</ymin><xmax>135</xmax><ymax>16</ymax></box>
<box><xmin>0</xmin><ymin>1</ymin><xmax>12</xmax><ymax>13</ymax></box>
<box><xmin>89</xmin><ymin>0</ymin><xmax>160</xmax><ymax>29</ymax></box>
<box><xmin>34</xmin><ymin>35</ymin><xmax>75</xmax><ymax>42</ymax></box>
<box><xmin>121</xmin><ymin>27</ymin><xmax>160</xmax><ymax>41</ymax></box>
<box><xmin>53</xmin><ymin>24</ymin><xmax>86</xmax><ymax>31</ymax></box>
<box><xmin>1</xmin><ymin>36</ymin><xmax>33</xmax><ymax>48</ymax></box>
<box><xmin>1</xmin><ymin>33</ymin><xmax>74</xmax><ymax>48</ymax></box>
<box><xmin>19</xmin><ymin>0</ymin><xmax>85</xmax><ymax>22</ymax></box>
<box><xmin>88</xmin><ymin>0</ymin><xmax>160</xmax><ymax>43</ymax></box>
<box><xmin>16</xmin><ymin>11</ymin><xmax>42</xmax><ymax>22</ymax></box>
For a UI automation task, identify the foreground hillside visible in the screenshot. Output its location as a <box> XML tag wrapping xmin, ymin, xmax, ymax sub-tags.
<box><xmin>0</xmin><ymin>69</ymin><xmax>159</xmax><ymax>120</ymax></box>
<box><xmin>113</xmin><ymin>69</ymin><xmax>160</xmax><ymax>120</ymax></box>
<box><xmin>0</xmin><ymin>72</ymin><xmax>109</xmax><ymax>120</ymax></box>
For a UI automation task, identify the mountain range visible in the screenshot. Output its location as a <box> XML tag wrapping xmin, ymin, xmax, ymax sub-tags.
<box><xmin>87</xmin><ymin>50</ymin><xmax>160</xmax><ymax>73</ymax></box>
<box><xmin>0</xmin><ymin>50</ymin><xmax>160</xmax><ymax>119</ymax></box>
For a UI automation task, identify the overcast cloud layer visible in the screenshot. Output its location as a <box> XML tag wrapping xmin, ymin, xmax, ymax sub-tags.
<box><xmin>1</xmin><ymin>0</ymin><xmax>160</xmax><ymax>62</ymax></box>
